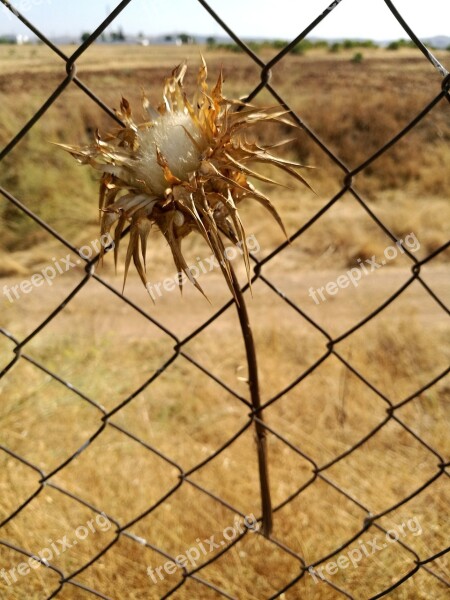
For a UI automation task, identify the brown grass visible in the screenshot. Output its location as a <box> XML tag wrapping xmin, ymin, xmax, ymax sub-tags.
<box><xmin>0</xmin><ymin>44</ymin><xmax>449</xmax><ymax>599</ymax></box>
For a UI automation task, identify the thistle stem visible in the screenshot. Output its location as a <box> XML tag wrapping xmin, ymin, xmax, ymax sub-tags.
<box><xmin>229</xmin><ymin>263</ymin><xmax>272</xmax><ymax>537</ymax></box>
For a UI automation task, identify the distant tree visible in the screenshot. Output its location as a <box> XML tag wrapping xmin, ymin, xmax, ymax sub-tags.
<box><xmin>351</xmin><ymin>52</ymin><xmax>363</xmax><ymax>63</ymax></box>
<box><xmin>291</xmin><ymin>43</ymin><xmax>304</xmax><ymax>55</ymax></box>
<box><xmin>217</xmin><ymin>43</ymin><xmax>242</xmax><ymax>53</ymax></box>
<box><xmin>387</xmin><ymin>38</ymin><xmax>414</xmax><ymax>51</ymax></box>
<box><xmin>247</xmin><ymin>41</ymin><xmax>262</xmax><ymax>52</ymax></box>
<box><xmin>206</xmin><ymin>36</ymin><xmax>216</xmax><ymax>47</ymax></box>
<box><xmin>343</xmin><ymin>39</ymin><xmax>356</xmax><ymax>49</ymax></box>
<box><xmin>164</xmin><ymin>35</ymin><xmax>173</xmax><ymax>42</ymax></box>
<box><xmin>272</xmin><ymin>39</ymin><xmax>287</xmax><ymax>49</ymax></box>
<box><xmin>387</xmin><ymin>40</ymin><xmax>400</xmax><ymax>50</ymax></box>
<box><xmin>111</xmin><ymin>28</ymin><xmax>125</xmax><ymax>42</ymax></box>
<box><xmin>292</xmin><ymin>40</ymin><xmax>312</xmax><ymax>55</ymax></box>
<box><xmin>361</xmin><ymin>40</ymin><xmax>377</xmax><ymax>48</ymax></box>
<box><xmin>81</xmin><ymin>32</ymin><xmax>90</xmax><ymax>43</ymax></box>
<box><xmin>179</xmin><ymin>33</ymin><xmax>193</xmax><ymax>45</ymax></box>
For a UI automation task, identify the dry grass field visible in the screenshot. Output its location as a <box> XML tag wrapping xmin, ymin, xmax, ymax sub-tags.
<box><xmin>0</xmin><ymin>43</ymin><xmax>449</xmax><ymax>600</ymax></box>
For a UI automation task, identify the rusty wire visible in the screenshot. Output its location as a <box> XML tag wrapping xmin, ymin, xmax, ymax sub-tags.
<box><xmin>0</xmin><ymin>0</ymin><xmax>449</xmax><ymax>598</ymax></box>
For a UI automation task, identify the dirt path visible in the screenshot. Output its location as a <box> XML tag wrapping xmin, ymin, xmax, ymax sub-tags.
<box><xmin>2</xmin><ymin>266</ymin><xmax>448</xmax><ymax>344</ymax></box>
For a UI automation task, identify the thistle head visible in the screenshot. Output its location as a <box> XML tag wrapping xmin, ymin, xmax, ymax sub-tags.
<box><xmin>59</xmin><ymin>59</ymin><xmax>311</xmax><ymax>300</ymax></box>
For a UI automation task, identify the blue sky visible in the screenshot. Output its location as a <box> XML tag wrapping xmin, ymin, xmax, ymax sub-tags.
<box><xmin>1</xmin><ymin>0</ymin><xmax>449</xmax><ymax>40</ymax></box>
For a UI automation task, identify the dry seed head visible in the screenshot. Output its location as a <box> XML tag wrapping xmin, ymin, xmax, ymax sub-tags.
<box><xmin>59</xmin><ymin>59</ymin><xmax>312</xmax><ymax>300</ymax></box>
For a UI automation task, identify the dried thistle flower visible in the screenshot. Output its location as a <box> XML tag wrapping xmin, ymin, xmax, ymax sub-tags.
<box><xmin>59</xmin><ymin>59</ymin><xmax>311</xmax><ymax>299</ymax></box>
<box><xmin>59</xmin><ymin>59</ymin><xmax>313</xmax><ymax>536</ymax></box>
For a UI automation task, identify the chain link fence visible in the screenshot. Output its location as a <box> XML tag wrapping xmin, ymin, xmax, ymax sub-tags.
<box><xmin>1</xmin><ymin>0</ymin><xmax>449</xmax><ymax>598</ymax></box>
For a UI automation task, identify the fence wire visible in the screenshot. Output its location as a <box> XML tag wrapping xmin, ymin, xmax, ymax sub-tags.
<box><xmin>0</xmin><ymin>0</ymin><xmax>449</xmax><ymax>598</ymax></box>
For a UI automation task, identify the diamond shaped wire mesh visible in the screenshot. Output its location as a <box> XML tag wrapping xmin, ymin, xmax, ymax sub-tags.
<box><xmin>0</xmin><ymin>1</ymin><xmax>449</xmax><ymax>598</ymax></box>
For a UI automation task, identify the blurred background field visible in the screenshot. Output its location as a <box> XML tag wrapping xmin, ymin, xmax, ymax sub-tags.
<box><xmin>0</xmin><ymin>38</ymin><xmax>449</xmax><ymax>600</ymax></box>
<box><xmin>1</xmin><ymin>43</ymin><xmax>449</xmax><ymax>270</ymax></box>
